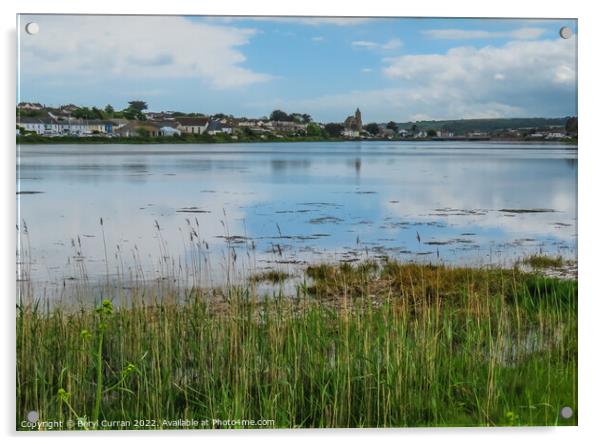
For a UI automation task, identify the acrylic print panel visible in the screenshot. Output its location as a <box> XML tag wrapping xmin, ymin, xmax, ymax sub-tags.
<box><xmin>16</xmin><ymin>14</ymin><xmax>577</xmax><ymax>430</ymax></box>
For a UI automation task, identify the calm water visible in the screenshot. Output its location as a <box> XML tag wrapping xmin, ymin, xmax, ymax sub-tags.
<box><xmin>17</xmin><ymin>141</ymin><xmax>577</xmax><ymax>294</ymax></box>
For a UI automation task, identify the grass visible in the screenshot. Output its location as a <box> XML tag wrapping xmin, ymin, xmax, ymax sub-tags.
<box><xmin>248</xmin><ymin>270</ymin><xmax>291</xmax><ymax>284</ymax></box>
<box><xmin>523</xmin><ymin>255</ymin><xmax>565</xmax><ymax>269</ymax></box>
<box><xmin>16</xmin><ymin>261</ymin><xmax>577</xmax><ymax>429</ymax></box>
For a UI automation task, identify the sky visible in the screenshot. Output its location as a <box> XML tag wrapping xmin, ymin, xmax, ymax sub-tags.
<box><xmin>17</xmin><ymin>15</ymin><xmax>577</xmax><ymax>122</ymax></box>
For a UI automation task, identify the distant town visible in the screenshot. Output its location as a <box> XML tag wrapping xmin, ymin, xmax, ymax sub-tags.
<box><xmin>16</xmin><ymin>101</ymin><xmax>578</xmax><ymax>143</ymax></box>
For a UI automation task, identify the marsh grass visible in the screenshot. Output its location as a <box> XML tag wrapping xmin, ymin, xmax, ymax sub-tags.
<box><xmin>16</xmin><ymin>261</ymin><xmax>577</xmax><ymax>429</ymax></box>
<box><xmin>523</xmin><ymin>255</ymin><xmax>565</xmax><ymax>269</ymax></box>
<box><xmin>248</xmin><ymin>270</ymin><xmax>291</xmax><ymax>284</ymax></box>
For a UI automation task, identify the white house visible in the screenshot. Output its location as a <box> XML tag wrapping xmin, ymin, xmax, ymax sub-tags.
<box><xmin>175</xmin><ymin>117</ymin><xmax>209</xmax><ymax>134</ymax></box>
<box><xmin>17</xmin><ymin>117</ymin><xmax>47</xmax><ymax>135</ymax></box>
<box><xmin>545</xmin><ymin>132</ymin><xmax>567</xmax><ymax>139</ymax></box>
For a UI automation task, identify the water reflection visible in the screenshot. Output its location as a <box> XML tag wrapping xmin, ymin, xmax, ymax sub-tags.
<box><xmin>17</xmin><ymin>141</ymin><xmax>577</xmax><ymax>294</ymax></box>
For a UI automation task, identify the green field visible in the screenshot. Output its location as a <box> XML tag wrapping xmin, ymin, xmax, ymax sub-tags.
<box><xmin>16</xmin><ymin>261</ymin><xmax>577</xmax><ymax>429</ymax></box>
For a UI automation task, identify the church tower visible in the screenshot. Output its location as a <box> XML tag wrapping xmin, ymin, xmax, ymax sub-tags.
<box><xmin>355</xmin><ymin>108</ymin><xmax>362</xmax><ymax>131</ymax></box>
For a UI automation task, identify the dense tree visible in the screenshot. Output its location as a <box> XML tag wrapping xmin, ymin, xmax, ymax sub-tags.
<box><xmin>16</xmin><ymin>107</ymin><xmax>44</xmax><ymax>117</ymax></box>
<box><xmin>324</xmin><ymin>123</ymin><xmax>344</xmax><ymax>138</ymax></box>
<box><xmin>365</xmin><ymin>122</ymin><xmax>380</xmax><ymax>135</ymax></box>
<box><xmin>104</xmin><ymin>104</ymin><xmax>114</xmax><ymax>116</ymax></box>
<box><xmin>122</xmin><ymin>108</ymin><xmax>146</xmax><ymax>121</ymax></box>
<box><xmin>290</xmin><ymin>113</ymin><xmax>303</xmax><ymax>123</ymax></box>
<box><xmin>386</xmin><ymin>121</ymin><xmax>399</xmax><ymax>132</ymax></box>
<box><xmin>306</xmin><ymin>123</ymin><xmax>322</xmax><ymax>137</ymax></box>
<box><xmin>72</xmin><ymin>107</ymin><xmax>102</xmax><ymax>120</ymax></box>
<box><xmin>269</xmin><ymin>109</ymin><xmax>290</xmax><ymax>122</ymax></box>
<box><xmin>122</xmin><ymin>101</ymin><xmax>148</xmax><ymax>120</ymax></box>
<box><xmin>426</xmin><ymin>129</ymin><xmax>437</xmax><ymax>137</ymax></box>
<box><xmin>91</xmin><ymin>107</ymin><xmax>104</xmax><ymax>119</ymax></box>
<box><xmin>212</xmin><ymin>113</ymin><xmax>234</xmax><ymax>120</ymax></box>
<box><xmin>128</xmin><ymin>101</ymin><xmax>148</xmax><ymax>112</ymax></box>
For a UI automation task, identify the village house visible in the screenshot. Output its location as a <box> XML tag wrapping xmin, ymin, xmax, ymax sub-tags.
<box><xmin>268</xmin><ymin>120</ymin><xmax>307</xmax><ymax>133</ymax></box>
<box><xmin>87</xmin><ymin>120</ymin><xmax>114</xmax><ymax>134</ymax></box>
<box><xmin>467</xmin><ymin>131</ymin><xmax>489</xmax><ymax>138</ymax></box>
<box><xmin>379</xmin><ymin>128</ymin><xmax>396</xmax><ymax>139</ymax></box>
<box><xmin>114</xmin><ymin>121</ymin><xmax>161</xmax><ymax>137</ymax></box>
<box><xmin>175</xmin><ymin>117</ymin><xmax>209</xmax><ymax>135</ymax></box>
<box><xmin>145</xmin><ymin>111</ymin><xmax>174</xmax><ymax>121</ymax></box>
<box><xmin>110</xmin><ymin>118</ymin><xmax>129</xmax><ymax>131</ymax></box>
<box><xmin>17</xmin><ymin>117</ymin><xmax>48</xmax><ymax>135</ymax></box>
<box><xmin>18</xmin><ymin>115</ymin><xmax>115</xmax><ymax>136</ymax></box>
<box><xmin>437</xmin><ymin>130</ymin><xmax>455</xmax><ymax>138</ymax></box>
<box><xmin>236</xmin><ymin>119</ymin><xmax>258</xmax><ymax>127</ymax></box>
<box><xmin>51</xmin><ymin>119</ymin><xmax>84</xmax><ymax>135</ymax></box>
<box><xmin>545</xmin><ymin>131</ymin><xmax>568</xmax><ymax>140</ymax></box>
<box><xmin>18</xmin><ymin>102</ymin><xmax>44</xmax><ymax>111</ymax></box>
<box><xmin>47</xmin><ymin>109</ymin><xmax>73</xmax><ymax>120</ymax></box>
<box><xmin>206</xmin><ymin>120</ymin><xmax>232</xmax><ymax>135</ymax></box>
<box><xmin>47</xmin><ymin>111</ymin><xmax>114</xmax><ymax>135</ymax></box>
<box><xmin>59</xmin><ymin>104</ymin><xmax>80</xmax><ymax>114</ymax></box>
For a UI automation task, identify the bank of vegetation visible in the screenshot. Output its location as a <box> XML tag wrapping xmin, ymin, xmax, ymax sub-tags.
<box><xmin>17</xmin><ymin>261</ymin><xmax>577</xmax><ymax>429</ymax></box>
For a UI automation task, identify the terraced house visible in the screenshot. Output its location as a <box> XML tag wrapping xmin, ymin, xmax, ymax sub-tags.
<box><xmin>17</xmin><ymin>115</ymin><xmax>113</xmax><ymax>136</ymax></box>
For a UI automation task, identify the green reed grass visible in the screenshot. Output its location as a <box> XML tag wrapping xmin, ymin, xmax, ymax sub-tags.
<box><xmin>16</xmin><ymin>261</ymin><xmax>577</xmax><ymax>429</ymax></box>
<box><xmin>523</xmin><ymin>255</ymin><xmax>565</xmax><ymax>269</ymax></box>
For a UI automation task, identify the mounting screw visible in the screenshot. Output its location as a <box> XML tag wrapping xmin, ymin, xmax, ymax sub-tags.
<box><xmin>26</xmin><ymin>410</ymin><xmax>39</xmax><ymax>422</ymax></box>
<box><xmin>560</xmin><ymin>406</ymin><xmax>573</xmax><ymax>419</ymax></box>
<box><xmin>559</xmin><ymin>27</ymin><xmax>572</xmax><ymax>39</ymax></box>
<box><xmin>25</xmin><ymin>22</ymin><xmax>39</xmax><ymax>35</ymax></box>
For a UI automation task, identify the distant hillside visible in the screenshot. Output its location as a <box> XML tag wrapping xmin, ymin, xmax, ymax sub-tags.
<box><xmin>396</xmin><ymin>117</ymin><xmax>570</xmax><ymax>134</ymax></box>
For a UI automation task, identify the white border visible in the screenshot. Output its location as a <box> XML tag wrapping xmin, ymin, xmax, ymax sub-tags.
<box><xmin>2</xmin><ymin>1</ymin><xmax>601</xmax><ymax>444</ymax></box>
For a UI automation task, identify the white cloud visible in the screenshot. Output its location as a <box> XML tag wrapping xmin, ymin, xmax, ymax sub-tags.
<box><xmin>352</xmin><ymin>38</ymin><xmax>402</xmax><ymax>51</ymax></box>
<box><xmin>351</xmin><ymin>41</ymin><xmax>378</xmax><ymax>49</ymax></box>
<box><xmin>295</xmin><ymin>17</ymin><xmax>373</xmax><ymax>26</ymax></box>
<box><xmin>291</xmin><ymin>38</ymin><xmax>576</xmax><ymax>121</ymax></box>
<box><xmin>293</xmin><ymin>87</ymin><xmax>524</xmax><ymax>121</ymax></box>
<box><xmin>311</xmin><ymin>36</ymin><xmax>325</xmax><ymax>42</ymax></box>
<box><xmin>382</xmin><ymin>39</ymin><xmax>575</xmax><ymax>86</ymax></box>
<box><xmin>19</xmin><ymin>15</ymin><xmax>273</xmax><ymax>89</ymax></box>
<box><xmin>361</xmin><ymin>68</ymin><xmax>373</xmax><ymax>73</ymax></box>
<box><xmin>422</xmin><ymin>27</ymin><xmax>547</xmax><ymax>40</ymax></box>
<box><xmin>410</xmin><ymin>113</ymin><xmax>434</xmax><ymax>121</ymax></box>
<box><xmin>232</xmin><ymin>17</ymin><xmax>374</xmax><ymax>26</ymax></box>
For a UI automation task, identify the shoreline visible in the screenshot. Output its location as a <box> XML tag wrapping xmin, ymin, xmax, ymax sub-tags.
<box><xmin>18</xmin><ymin>256</ymin><xmax>578</xmax><ymax>311</ymax></box>
<box><xmin>16</xmin><ymin>135</ymin><xmax>578</xmax><ymax>145</ymax></box>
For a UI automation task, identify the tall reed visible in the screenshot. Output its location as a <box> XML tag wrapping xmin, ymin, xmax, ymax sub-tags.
<box><xmin>16</xmin><ymin>261</ymin><xmax>577</xmax><ymax>429</ymax></box>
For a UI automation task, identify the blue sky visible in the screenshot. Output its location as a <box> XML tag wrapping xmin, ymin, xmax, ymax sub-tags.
<box><xmin>18</xmin><ymin>15</ymin><xmax>577</xmax><ymax>122</ymax></box>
